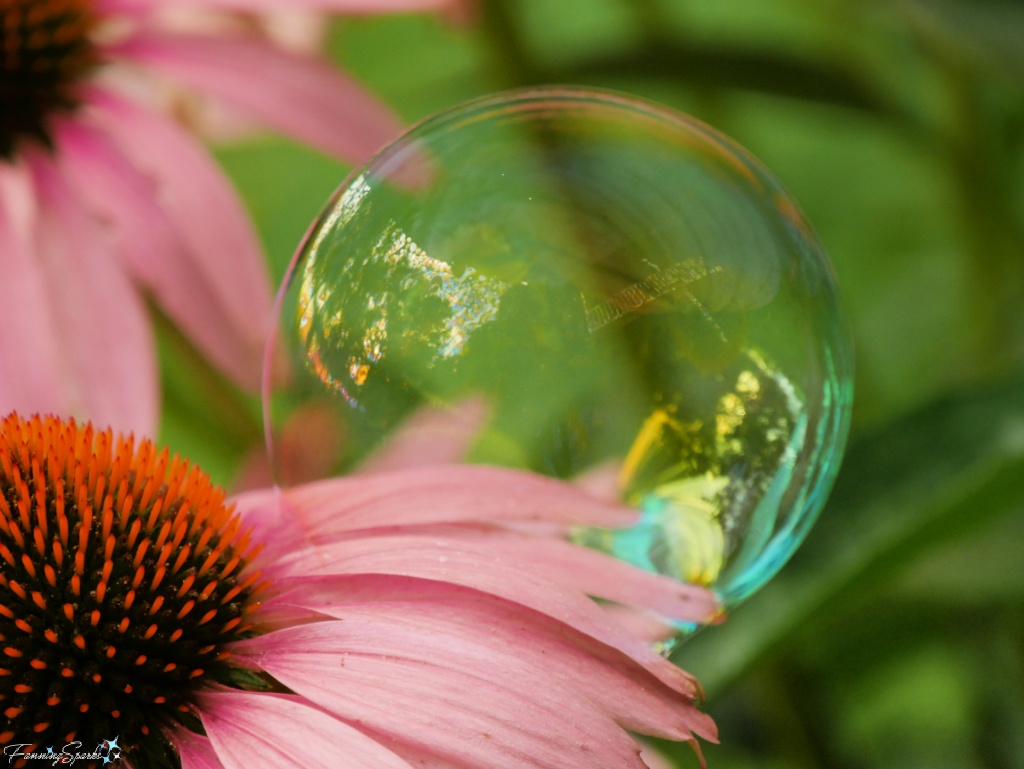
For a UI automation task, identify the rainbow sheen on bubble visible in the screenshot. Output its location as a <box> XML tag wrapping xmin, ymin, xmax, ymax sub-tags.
<box><xmin>266</xmin><ymin>87</ymin><xmax>853</xmax><ymax>612</ymax></box>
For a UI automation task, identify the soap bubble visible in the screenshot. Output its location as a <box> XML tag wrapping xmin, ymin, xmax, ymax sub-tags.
<box><xmin>264</xmin><ymin>87</ymin><xmax>853</xmax><ymax>612</ymax></box>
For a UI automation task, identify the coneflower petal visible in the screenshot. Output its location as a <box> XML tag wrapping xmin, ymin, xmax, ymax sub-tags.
<box><xmin>250</xmin><ymin>573</ymin><xmax>717</xmax><ymax>741</ymax></box>
<box><xmin>109</xmin><ymin>31</ymin><xmax>404</xmax><ymax>167</ymax></box>
<box><xmin>0</xmin><ymin>168</ymin><xmax>64</xmax><ymax>420</ymax></box>
<box><xmin>22</xmin><ymin>150</ymin><xmax>158</xmax><ymax>435</ymax></box>
<box><xmin>83</xmin><ymin>88</ymin><xmax>272</xmax><ymax>390</ymax></box>
<box><xmin>289</xmin><ymin>524</ymin><xmax>718</xmax><ymax>622</ymax></box>
<box><xmin>265</xmin><ymin>537</ymin><xmax>703</xmax><ymax>699</ymax></box>
<box><xmin>53</xmin><ymin>118</ymin><xmax>265</xmax><ymax>387</ymax></box>
<box><xmin>243</xmin><ymin>465</ymin><xmax>640</xmax><ymax>540</ymax></box>
<box><xmin>175</xmin><ymin>728</ymin><xmax>226</xmax><ymax>769</ymax></box>
<box><xmin>196</xmin><ymin>691</ymin><xmax>415</xmax><ymax>769</ymax></box>
<box><xmin>237</xmin><ymin>629</ymin><xmax>650</xmax><ymax>769</ymax></box>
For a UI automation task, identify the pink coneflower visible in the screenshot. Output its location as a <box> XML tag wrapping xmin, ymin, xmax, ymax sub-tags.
<box><xmin>0</xmin><ymin>413</ymin><xmax>717</xmax><ymax>767</ymax></box>
<box><xmin>0</xmin><ymin>0</ymin><xmax>454</xmax><ymax>437</ymax></box>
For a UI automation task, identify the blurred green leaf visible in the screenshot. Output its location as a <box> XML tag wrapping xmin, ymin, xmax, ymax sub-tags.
<box><xmin>331</xmin><ymin>14</ymin><xmax>498</xmax><ymax>122</ymax></box>
<box><xmin>154</xmin><ymin>305</ymin><xmax>263</xmax><ymax>489</ymax></box>
<box><xmin>540</xmin><ymin>41</ymin><xmax>900</xmax><ymax>117</ymax></box>
<box><xmin>896</xmin><ymin>498</ymin><xmax>1024</xmax><ymax>601</ymax></box>
<box><xmin>676</xmin><ymin>373</ymin><xmax>1024</xmax><ymax>696</ymax></box>
<box><xmin>903</xmin><ymin>0</ymin><xmax>1024</xmax><ymax>84</ymax></box>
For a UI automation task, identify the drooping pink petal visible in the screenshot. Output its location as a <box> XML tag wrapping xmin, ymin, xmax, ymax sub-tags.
<box><xmin>53</xmin><ymin>118</ymin><xmax>262</xmax><ymax>387</ymax></box>
<box><xmin>269</xmin><ymin>524</ymin><xmax>715</xmax><ymax>623</ymax></box>
<box><xmin>21</xmin><ymin>149</ymin><xmax>158</xmax><ymax>436</ymax></box>
<box><xmin>248</xmin><ymin>573</ymin><xmax>716</xmax><ymax>742</ymax></box>
<box><xmin>259</xmin><ymin>534</ymin><xmax>702</xmax><ymax>699</ymax></box>
<box><xmin>234</xmin><ymin>621</ymin><xmax>656</xmax><ymax>769</ymax></box>
<box><xmin>198</xmin><ymin>691</ymin><xmax>415</xmax><ymax>769</ymax></box>
<box><xmin>639</xmin><ymin>742</ymin><xmax>685</xmax><ymax>769</ymax></box>
<box><xmin>108</xmin><ymin>30</ymin><xmax>402</xmax><ymax>165</ymax></box>
<box><xmin>172</xmin><ymin>728</ymin><xmax>225</xmax><ymax>769</ymax></box>
<box><xmin>602</xmin><ymin>603</ymin><xmax>679</xmax><ymax>644</ymax></box>
<box><xmin>82</xmin><ymin>88</ymin><xmax>272</xmax><ymax>391</ymax></box>
<box><xmin>356</xmin><ymin>397</ymin><xmax>488</xmax><ymax>474</ymax></box>
<box><xmin>243</xmin><ymin>464</ymin><xmax>640</xmax><ymax>539</ymax></box>
<box><xmin>0</xmin><ymin>164</ymin><xmax>65</xmax><ymax>419</ymax></box>
<box><xmin>417</xmin><ymin>524</ymin><xmax>717</xmax><ymax>622</ymax></box>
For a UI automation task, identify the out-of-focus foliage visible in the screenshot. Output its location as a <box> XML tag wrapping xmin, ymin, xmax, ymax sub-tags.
<box><xmin>158</xmin><ymin>1</ymin><xmax>1024</xmax><ymax>766</ymax></box>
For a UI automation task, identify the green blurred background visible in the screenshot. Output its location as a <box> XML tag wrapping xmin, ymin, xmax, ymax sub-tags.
<box><xmin>157</xmin><ymin>1</ymin><xmax>1024</xmax><ymax>767</ymax></box>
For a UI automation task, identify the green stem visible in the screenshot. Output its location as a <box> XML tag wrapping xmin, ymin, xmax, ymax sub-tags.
<box><xmin>479</xmin><ymin>0</ymin><xmax>537</xmax><ymax>88</ymax></box>
<box><xmin>972</xmin><ymin>613</ymin><xmax>1024</xmax><ymax>769</ymax></box>
<box><xmin>755</xmin><ymin>661</ymin><xmax>847</xmax><ymax>769</ymax></box>
<box><xmin>944</xmin><ymin>68</ymin><xmax>1024</xmax><ymax>373</ymax></box>
<box><xmin>149</xmin><ymin>302</ymin><xmax>263</xmax><ymax>453</ymax></box>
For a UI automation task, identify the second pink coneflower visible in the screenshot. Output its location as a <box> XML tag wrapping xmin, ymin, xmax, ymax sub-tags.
<box><xmin>0</xmin><ymin>0</ymin><xmax>455</xmax><ymax>436</ymax></box>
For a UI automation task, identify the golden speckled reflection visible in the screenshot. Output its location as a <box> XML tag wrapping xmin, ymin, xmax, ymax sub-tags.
<box><xmin>297</xmin><ymin>217</ymin><xmax>510</xmax><ymax>407</ymax></box>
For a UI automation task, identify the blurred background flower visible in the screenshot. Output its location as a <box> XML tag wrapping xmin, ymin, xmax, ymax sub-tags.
<box><xmin>0</xmin><ymin>0</ymin><xmax>459</xmax><ymax>437</ymax></box>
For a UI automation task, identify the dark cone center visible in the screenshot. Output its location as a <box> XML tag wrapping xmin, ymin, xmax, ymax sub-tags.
<box><xmin>0</xmin><ymin>415</ymin><xmax>265</xmax><ymax>768</ymax></box>
<box><xmin>1</xmin><ymin>0</ymin><xmax>100</xmax><ymax>158</ymax></box>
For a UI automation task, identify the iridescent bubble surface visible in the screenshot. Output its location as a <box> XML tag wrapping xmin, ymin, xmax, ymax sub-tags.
<box><xmin>265</xmin><ymin>87</ymin><xmax>853</xmax><ymax>611</ymax></box>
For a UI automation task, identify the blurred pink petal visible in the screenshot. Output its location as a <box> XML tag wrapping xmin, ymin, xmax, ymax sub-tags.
<box><xmin>356</xmin><ymin>396</ymin><xmax>488</xmax><ymax>473</ymax></box>
<box><xmin>84</xmin><ymin>88</ymin><xmax>272</xmax><ymax>390</ymax></box>
<box><xmin>23</xmin><ymin>151</ymin><xmax>158</xmax><ymax>435</ymax></box>
<box><xmin>111</xmin><ymin>30</ymin><xmax>404</xmax><ymax>165</ymax></box>
<box><xmin>233</xmin><ymin>401</ymin><xmax>347</xmax><ymax>492</ymax></box>
<box><xmin>53</xmin><ymin>118</ymin><xmax>261</xmax><ymax>386</ymax></box>
<box><xmin>0</xmin><ymin>167</ymin><xmax>64</xmax><ymax>418</ymax></box>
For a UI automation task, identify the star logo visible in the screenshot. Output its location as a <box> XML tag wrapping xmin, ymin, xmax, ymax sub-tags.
<box><xmin>98</xmin><ymin>736</ymin><xmax>121</xmax><ymax>765</ymax></box>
